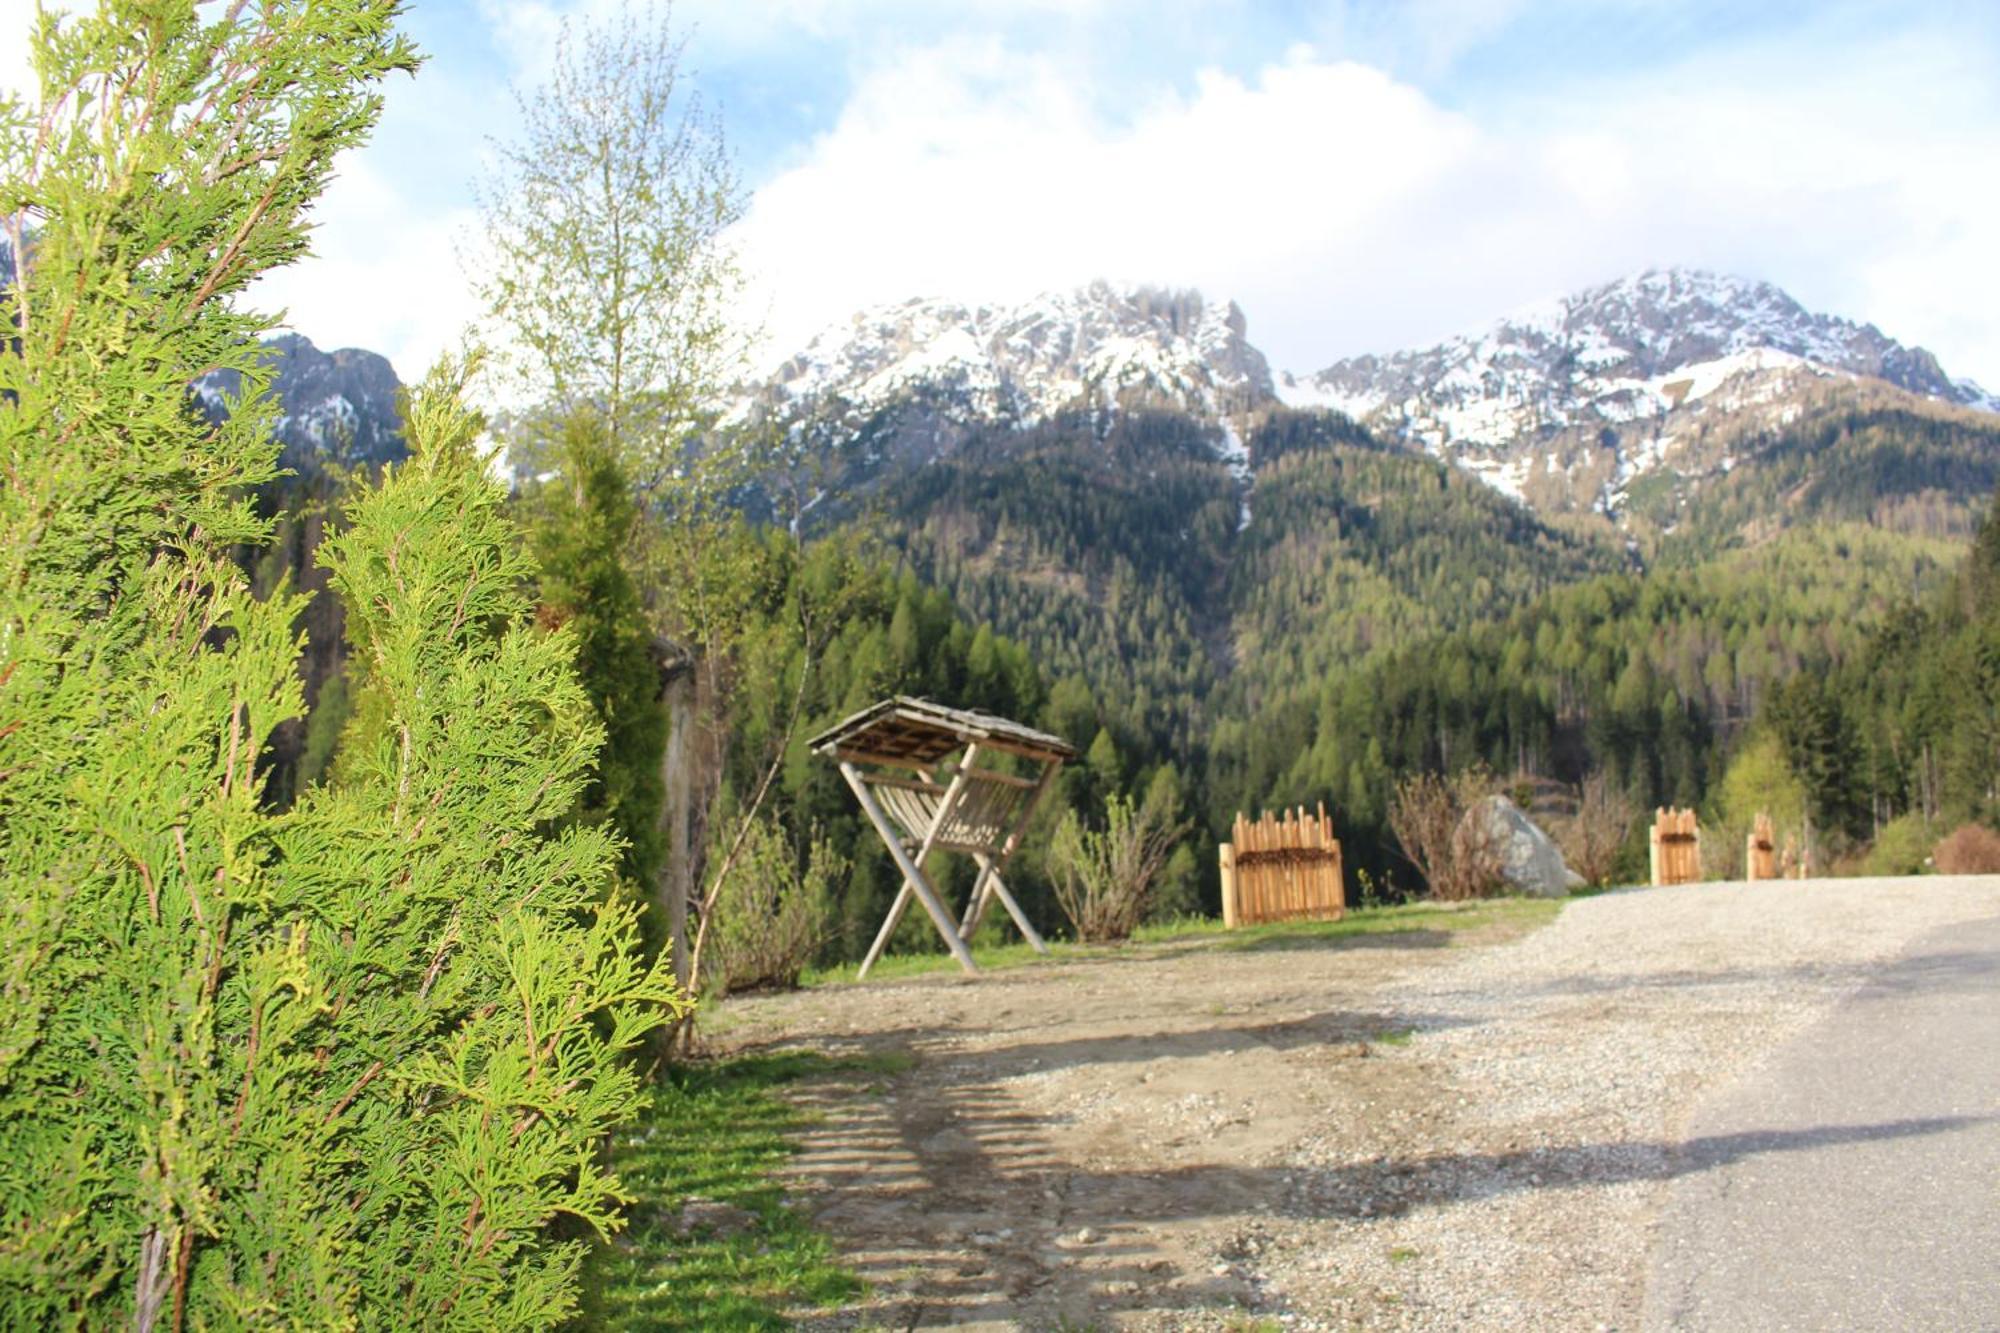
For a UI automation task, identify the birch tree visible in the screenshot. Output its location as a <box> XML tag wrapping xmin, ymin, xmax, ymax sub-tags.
<box><xmin>470</xmin><ymin>0</ymin><xmax>745</xmax><ymax>492</ymax></box>
<box><xmin>472</xmin><ymin>0</ymin><xmax>761</xmax><ymax>996</ymax></box>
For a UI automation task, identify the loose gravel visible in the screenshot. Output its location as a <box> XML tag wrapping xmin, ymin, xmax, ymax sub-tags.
<box><xmin>718</xmin><ymin>876</ymin><xmax>2000</xmax><ymax>1330</ymax></box>
<box><xmin>1266</xmin><ymin>876</ymin><xmax>2000</xmax><ymax>1330</ymax></box>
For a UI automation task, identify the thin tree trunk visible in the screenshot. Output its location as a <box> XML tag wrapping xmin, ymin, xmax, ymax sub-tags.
<box><xmin>134</xmin><ymin>1225</ymin><xmax>171</xmax><ymax>1332</ymax></box>
<box><xmin>657</xmin><ymin>668</ymin><xmax>694</xmax><ymax>993</ymax></box>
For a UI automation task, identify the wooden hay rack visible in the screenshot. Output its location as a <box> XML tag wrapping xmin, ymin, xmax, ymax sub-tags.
<box><xmin>1650</xmin><ymin>807</ymin><xmax>1702</xmax><ymax>886</ymax></box>
<box><xmin>1745</xmin><ymin>812</ymin><xmax>1777</xmax><ymax>881</ymax></box>
<box><xmin>1218</xmin><ymin>804</ymin><xmax>1345</xmax><ymax>928</ymax></box>
<box><xmin>811</xmin><ymin>696</ymin><xmax>1074</xmax><ymax>979</ymax></box>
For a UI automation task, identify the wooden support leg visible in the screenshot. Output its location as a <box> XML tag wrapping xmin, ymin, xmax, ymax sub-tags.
<box><xmin>860</xmin><ymin>880</ymin><xmax>916</xmax><ymax>979</ymax></box>
<box><xmin>842</xmin><ymin>761</ymin><xmax>980</xmax><ymax>978</ymax></box>
<box><xmin>961</xmin><ymin>852</ymin><xmax>1044</xmax><ymax>952</ymax></box>
<box><xmin>957</xmin><ymin>866</ymin><xmax>990</xmax><ymax>939</ymax></box>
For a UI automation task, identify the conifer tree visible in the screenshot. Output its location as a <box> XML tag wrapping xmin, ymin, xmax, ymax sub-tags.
<box><xmin>0</xmin><ymin>5</ymin><xmax>680</xmax><ymax>1325</ymax></box>
<box><xmin>526</xmin><ymin>411</ymin><xmax>670</xmax><ymax>912</ymax></box>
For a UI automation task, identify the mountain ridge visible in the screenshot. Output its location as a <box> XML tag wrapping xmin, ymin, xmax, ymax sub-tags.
<box><xmin>736</xmin><ymin>266</ymin><xmax>1993</xmax><ymax>527</ymax></box>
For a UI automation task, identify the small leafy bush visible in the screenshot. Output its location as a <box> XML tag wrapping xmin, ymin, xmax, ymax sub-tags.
<box><xmin>1391</xmin><ymin>766</ymin><xmax>1503</xmax><ymax>901</ymax></box>
<box><xmin>1556</xmin><ymin>771</ymin><xmax>1635</xmax><ymax>888</ymax></box>
<box><xmin>1860</xmin><ymin>813</ymin><xmax>1935</xmax><ymax>877</ymax></box>
<box><xmin>1934</xmin><ymin>823</ymin><xmax>2000</xmax><ymax>875</ymax></box>
<box><xmin>705</xmin><ymin>819</ymin><xmax>840</xmax><ymax>995</ymax></box>
<box><xmin>1049</xmin><ymin>781</ymin><xmax>1185</xmax><ymax>942</ymax></box>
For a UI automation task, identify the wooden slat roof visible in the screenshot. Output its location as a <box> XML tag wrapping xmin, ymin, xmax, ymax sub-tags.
<box><xmin>809</xmin><ymin>695</ymin><xmax>1076</xmax><ymax>765</ymax></box>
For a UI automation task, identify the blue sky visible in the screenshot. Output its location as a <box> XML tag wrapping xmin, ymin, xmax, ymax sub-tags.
<box><xmin>8</xmin><ymin>1</ymin><xmax>1999</xmax><ymax>389</ymax></box>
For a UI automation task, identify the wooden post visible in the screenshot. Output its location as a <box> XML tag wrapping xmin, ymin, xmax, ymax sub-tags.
<box><xmin>845</xmin><ymin>758</ymin><xmax>980</xmax><ymax>979</ymax></box>
<box><xmin>1219</xmin><ymin>842</ymin><xmax>1238</xmax><ymax>928</ymax></box>
<box><xmin>964</xmin><ymin>855</ymin><xmax>1046</xmax><ymax>952</ymax></box>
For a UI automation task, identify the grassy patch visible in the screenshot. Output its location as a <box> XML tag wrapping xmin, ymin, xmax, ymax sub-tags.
<box><xmin>1369</xmin><ymin>1027</ymin><xmax>1417</xmax><ymax>1047</ymax></box>
<box><xmin>801</xmin><ymin>897</ymin><xmax>1560</xmax><ymax>987</ymax></box>
<box><xmin>1222</xmin><ymin>1316</ymin><xmax>1284</xmax><ymax>1333</ymax></box>
<box><xmin>578</xmin><ymin>1051</ymin><xmax>864</xmax><ymax>1330</ymax></box>
<box><xmin>801</xmin><ymin>936</ymin><xmax>1065</xmax><ymax>986</ymax></box>
<box><xmin>1135</xmin><ymin>897</ymin><xmax>1559</xmax><ymax>951</ymax></box>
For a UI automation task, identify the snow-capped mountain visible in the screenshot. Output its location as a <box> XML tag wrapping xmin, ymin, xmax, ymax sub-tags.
<box><xmin>737</xmin><ymin>267</ymin><xmax>1995</xmax><ymax>525</ymax></box>
<box><xmin>750</xmin><ymin>282</ymin><xmax>1272</xmax><ymax>426</ymax></box>
<box><xmin>196</xmin><ymin>334</ymin><xmax>405</xmax><ymax>471</ymax></box>
<box><xmin>1277</xmin><ymin>268</ymin><xmax>1995</xmax><ymax>513</ymax></box>
<box><xmin>733</xmin><ymin>284</ymin><xmax>1271</xmax><ymax>495</ymax></box>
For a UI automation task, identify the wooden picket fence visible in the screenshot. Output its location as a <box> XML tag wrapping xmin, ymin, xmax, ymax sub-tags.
<box><xmin>1218</xmin><ymin>804</ymin><xmax>1344</xmax><ymax>928</ymax></box>
<box><xmin>1650</xmin><ymin>807</ymin><xmax>1702</xmax><ymax>886</ymax></box>
<box><xmin>1745</xmin><ymin>812</ymin><xmax>1777</xmax><ymax>881</ymax></box>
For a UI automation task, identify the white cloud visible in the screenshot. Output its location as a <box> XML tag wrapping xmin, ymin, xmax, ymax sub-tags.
<box><xmin>247</xmin><ymin>159</ymin><xmax>480</xmax><ymax>383</ymax></box>
<box><xmin>732</xmin><ymin>26</ymin><xmax>2000</xmax><ymax>386</ymax></box>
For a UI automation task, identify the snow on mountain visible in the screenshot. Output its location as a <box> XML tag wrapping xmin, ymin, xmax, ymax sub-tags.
<box><xmin>195</xmin><ymin>334</ymin><xmax>405</xmax><ymax>470</ymax></box>
<box><xmin>735</xmin><ymin>266</ymin><xmax>1992</xmax><ymax>526</ymax></box>
<box><xmin>736</xmin><ymin>282</ymin><xmax>1273</xmax><ymax>451</ymax></box>
<box><xmin>1281</xmin><ymin>267</ymin><xmax>1994</xmax><ymax>514</ymax></box>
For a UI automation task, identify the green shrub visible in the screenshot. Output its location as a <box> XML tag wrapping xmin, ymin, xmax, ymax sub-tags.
<box><xmin>1860</xmin><ymin>814</ymin><xmax>1936</xmax><ymax>877</ymax></box>
<box><xmin>1049</xmin><ymin>780</ymin><xmax>1185</xmax><ymax>942</ymax></box>
<box><xmin>705</xmin><ymin>818</ymin><xmax>840</xmax><ymax>996</ymax></box>
<box><xmin>0</xmin><ymin>8</ymin><xmax>680</xmax><ymax>1325</ymax></box>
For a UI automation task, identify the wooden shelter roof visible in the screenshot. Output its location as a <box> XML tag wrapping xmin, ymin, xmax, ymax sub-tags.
<box><xmin>809</xmin><ymin>695</ymin><xmax>1076</xmax><ymax>766</ymax></box>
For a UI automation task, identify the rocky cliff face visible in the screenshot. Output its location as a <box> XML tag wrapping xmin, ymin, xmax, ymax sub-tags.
<box><xmin>1275</xmin><ymin>268</ymin><xmax>1995</xmax><ymax>515</ymax></box>
<box><xmin>728</xmin><ymin>283</ymin><xmax>1275</xmax><ymax>523</ymax></box>
<box><xmin>196</xmin><ymin>333</ymin><xmax>405</xmax><ymax>471</ymax></box>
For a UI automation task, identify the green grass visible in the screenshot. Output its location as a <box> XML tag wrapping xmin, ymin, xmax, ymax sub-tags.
<box><xmin>577</xmin><ymin>1051</ymin><xmax>865</xmax><ymax>1330</ymax></box>
<box><xmin>802</xmin><ymin>897</ymin><xmax>1561</xmax><ymax>987</ymax></box>
<box><xmin>1222</xmin><ymin>1316</ymin><xmax>1284</xmax><ymax>1333</ymax></box>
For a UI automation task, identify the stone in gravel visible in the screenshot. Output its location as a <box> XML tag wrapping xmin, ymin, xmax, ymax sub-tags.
<box><xmin>1072</xmin><ymin>1227</ymin><xmax>1098</xmax><ymax>1244</ymax></box>
<box><xmin>1461</xmin><ymin>795</ymin><xmax>1584</xmax><ymax>897</ymax></box>
<box><xmin>667</xmin><ymin>1196</ymin><xmax>757</xmax><ymax>1238</ymax></box>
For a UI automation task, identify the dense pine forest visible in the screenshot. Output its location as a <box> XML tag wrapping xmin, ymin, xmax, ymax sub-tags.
<box><xmin>233</xmin><ymin>383</ymin><xmax>2000</xmax><ymax>950</ymax></box>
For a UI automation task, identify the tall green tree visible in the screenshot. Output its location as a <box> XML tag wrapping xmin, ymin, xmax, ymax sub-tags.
<box><xmin>0</xmin><ymin>6</ymin><xmax>678</xmax><ymax>1325</ymax></box>
<box><xmin>470</xmin><ymin>0</ymin><xmax>744</xmax><ymax>489</ymax></box>
<box><xmin>472</xmin><ymin>0</ymin><xmax>761</xmax><ymax>993</ymax></box>
<box><xmin>526</xmin><ymin>412</ymin><xmax>669</xmax><ymax>918</ymax></box>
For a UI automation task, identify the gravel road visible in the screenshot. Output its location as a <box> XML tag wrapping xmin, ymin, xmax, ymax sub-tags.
<box><xmin>1642</xmin><ymin>910</ymin><xmax>2000</xmax><ymax>1331</ymax></box>
<box><xmin>1299</xmin><ymin>876</ymin><xmax>2000</xmax><ymax>1331</ymax></box>
<box><xmin>718</xmin><ymin>875</ymin><xmax>2000</xmax><ymax>1330</ymax></box>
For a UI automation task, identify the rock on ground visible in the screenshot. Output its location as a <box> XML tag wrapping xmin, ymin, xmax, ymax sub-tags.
<box><xmin>1463</xmin><ymin>794</ymin><xmax>1583</xmax><ymax>898</ymax></box>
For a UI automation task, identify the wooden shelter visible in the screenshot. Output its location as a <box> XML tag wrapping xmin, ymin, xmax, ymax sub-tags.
<box><xmin>1218</xmin><ymin>805</ymin><xmax>1345</xmax><ymax>928</ymax></box>
<box><xmin>811</xmin><ymin>697</ymin><xmax>1075</xmax><ymax>979</ymax></box>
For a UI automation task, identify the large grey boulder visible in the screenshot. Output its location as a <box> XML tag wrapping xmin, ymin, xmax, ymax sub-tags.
<box><xmin>1461</xmin><ymin>795</ymin><xmax>1584</xmax><ymax>898</ymax></box>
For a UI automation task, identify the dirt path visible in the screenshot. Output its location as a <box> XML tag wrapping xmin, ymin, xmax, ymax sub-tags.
<box><xmin>711</xmin><ymin>878</ymin><xmax>2000</xmax><ymax>1330</ymax></box>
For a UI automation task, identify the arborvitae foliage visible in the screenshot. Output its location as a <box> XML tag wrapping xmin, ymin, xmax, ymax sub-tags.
<box><xmin>303</xmin><ymin>363</ymin><xmax>684</xmax><ymax>1322</ymax></box>
<box><xmin>525</xmin><ymin>411</ymin><xmax>669</xmax><ymax>910</ymax></box>
<box><xmin>0</xmin><ymin>6</ymin><xmax>678</xmax><ymax>1326</ymax></box>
